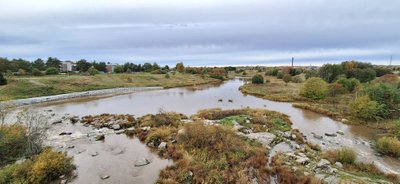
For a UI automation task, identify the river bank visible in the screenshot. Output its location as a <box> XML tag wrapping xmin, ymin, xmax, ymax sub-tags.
<box><xmin>0</xmin><ymin>73</ymin><xmax>220</xmax><ymax>101</ymax></box>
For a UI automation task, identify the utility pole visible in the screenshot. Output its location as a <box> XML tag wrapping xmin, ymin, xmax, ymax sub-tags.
<box><xmin>291</xmin><ymin>57</ymin><xmax>294</xmax><ymax>67</ymax></box>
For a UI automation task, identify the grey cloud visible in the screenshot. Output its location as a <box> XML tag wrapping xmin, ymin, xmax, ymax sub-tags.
<box><xmin>0</xmin><ymin>0</ymin><xmax>399</xmax><ymax>65</ymax></box>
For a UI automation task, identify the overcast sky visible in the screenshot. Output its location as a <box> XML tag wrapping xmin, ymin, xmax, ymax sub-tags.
<box><xmin>0</xmin><ymin>0</ymin><xmax>399</xmax><ymax>66</ymax></box>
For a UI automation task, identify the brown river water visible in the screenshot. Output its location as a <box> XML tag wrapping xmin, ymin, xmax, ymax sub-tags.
<box><xmin>32</xmin><ymin>78</ymin><xmax>399</xmax><ymax>183</ymax></box>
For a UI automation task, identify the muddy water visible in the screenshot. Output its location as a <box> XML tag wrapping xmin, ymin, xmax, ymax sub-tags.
<box><xmin>46</xmin><ymin>117</ymin><xmax>171</xmax><ymax>184</ymax></box>
<box><xmin>36</xmin><ymin>78</ymin><xmax>400</xmax><ymax>175</ymax></box>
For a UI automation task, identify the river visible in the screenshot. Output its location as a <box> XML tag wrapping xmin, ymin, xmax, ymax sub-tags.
<box><xmin>33</xmin><ymin>78</ymin><xmax>400</xmax><ymax>182</ymax></box>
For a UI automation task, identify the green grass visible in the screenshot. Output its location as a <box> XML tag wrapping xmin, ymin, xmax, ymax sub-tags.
<box><xmin>0</xmin><ymin>73</ymin><xmax>219</xmax><ymax>101</ymax></box>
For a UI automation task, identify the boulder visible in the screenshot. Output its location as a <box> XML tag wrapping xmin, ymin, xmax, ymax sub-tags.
<box><xmin>316</xmin><ymin>159</ymin><xmax>330</xmax><ymax>168</ymax></box>
<box><xmin>111</xmin><ymin>124</ymin><xmax>121</xmax><ymax>130</ymax></box>
<box><xmin>295</xmin><ymin>157</ymin><xmax>309</xmax><ymax>165</ymax></box>
<box><xmin>324</xmin><ymin>133</ymin><xmax>337</xmax><ymax>137</ymax></box>
<box><xmin>60</xmin><ymin>179</ymin><xmax>68</xmax><ymax>184</ymax></box>
<box><xmin>336</xmin><ymin>130</ymin><xmax>344</xmax><ymax>135</ymax></box>
<box><xmin>95</xmin><ymin>134</ymin><xmax>105</xmax><ymax>141</ymax></box>
<box><xmin>245</xmin><ymin>132</ymin><xmax>276</xmax><ymax>147</ymax></box>
<box><xmin>100</xmin><ymin>175</ymin><xmax>110</xmax><ymax>180</ymax></box>
<box><xmin>334</xmin><ymin>162</ymin><xmax>343</xmax><ymax>168</ymax></box>
<box><xmin>52</xmin><ymin>119</ymin><xmax>62</xmax><ymax>124</ymax></box>
<box><xmin>158</xmin><ymin>142</ymin><xmax>167</xmax><ymax>150</ymax></box>
<box><xmin>134</xmin><ymin>158</ymin><xmax>151</xmax><ymax>167</ymax></box>
<box><xmin>59</xmin><ymin>132</ymin><xmax>72</xmax><ymax>136</ymax></box>
<box><xmin>313</xmin><ymin>134</ymin><xmax>323</xmax><ymax>139</ymax></box>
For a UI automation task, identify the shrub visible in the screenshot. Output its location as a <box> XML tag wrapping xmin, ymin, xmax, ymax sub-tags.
<box><xmin>336</xmin><ymin>77</ymin><xmax>360</xmax><ymax>92</ymax></box>
<box><xmin>349</xmin><ymin>95</ymin><xmax>383</xmax><ymax>120</ymax></box>
<box><xmin>266</xmin><ymin>68</ymin><xmax>279</xmax><ymax>76</ymax></box>
<box><xmin>376</xmin><ymin>137</ymin><xmax>400</xmax><ymax>157</ymax></box>
<box><xmin>87</xmin><ymin>66</ymin><xmax>99</xmax><ymax>76</ymax></box>
<box><xmin>0</xmin><ymin>149</ymin><xmax>73</xmax><ymax>184</ymax></box>
<box><xmin>18</xmin><ymin>69</ymin><xmax>27</xmax><ymax>75</ymax></box>
<box><xmin>31</xmin><ymin>68</ymin><xmax>43</xmax><ymax>76</ymax></box>
<box><xmin>0</xmin><ymin>125</ymin><xmax>28</xmax><ymax>166</ymax></box>
<box><xmin>323</xmin><ymin>148</ymin><xmax>356</xmax><ymax>164</ymax></box>
<box><xmin>165</xmin><ymin>73</ymin><xmax>170</xmax><ymax>78</ymax></box>
<box><xmin>209</xmin><ymin>68</ymin><xmax>227</xmax><ymax>80</ymax></box>
<box><xmin>0</xmin><ymin>73</ymin><xmax>7</xmax><ymax>85</ymax></box>
<box><xmin>282</xmin><ymin>74</ymin><xmax>291</xmax><ymax>84</ymax></box>
<box><xmin>366</xmin><ymin>82</ymin><xmax>400</xmax><ymax>118</ymax></box>
<box><xmin>45</xmin><ymin>67</ymin><xmax>59</xmax><ymax>75</ymax></box>
<box><xmin>291</xmin><ymin>75</ymin><xmax>303</xmax><ymax>83</ymax></box>
<box><xmin>251</xmin><ymin>74</ymin><xmax>264</xmax><ymax>84</ymax></box>
<box><xmin>299</xmin><ymin>77</ymin><xmax>328</xmax><ymax>100</ymax></box>
<box><xmin>327</xmin><ymin>83</ymin><xmax>347</xmax><ymax>97</ymax></box>
<box><xmin>305</xmin><ymin>69</ymin><xmax>318</xmax><ymax>79</ymax></box>
<box><xmin>276</xmin><ymin>71</ymin><xmax>284</xmax><ymax>79</ymax></box>
<box><xmin>28</xmin><ymin>149</ymin><xmax>74</xmax><ymax>183</ymax></box>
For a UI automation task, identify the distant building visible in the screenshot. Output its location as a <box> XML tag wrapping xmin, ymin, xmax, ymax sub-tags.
<box><xmin>106</xmin><ymin>64</ymin><xmax>116</xmax><ymax>73</ymax></box>
<box><xmin>61</xmin><ymin>61</ymin><xmax>76</xmax><ymax>72</ymax></box>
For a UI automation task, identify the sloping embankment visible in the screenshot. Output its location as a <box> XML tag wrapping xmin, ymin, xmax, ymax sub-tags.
<box><xmin>0</xmin><ymin>87</ymin><xmax>163</xmax><ymax>106</ymax></box>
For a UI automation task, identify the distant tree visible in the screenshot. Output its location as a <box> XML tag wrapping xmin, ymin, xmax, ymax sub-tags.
<box><xmin>163</xmin><ymin>65</ymin><xmax>170</xmax><ymax>71</ymax></box>
<box><xmin>0</xmin><ymin>73</ymin><xmax>7</xmax><ymax>85</ymax></box>
<box><xmin>88</xmin><ymin>66</ymin><xmax>99</xmax><ymax>76</ymax></box>
<box><xmin>114</xmin><ymin>65</ymin><xmax>124</xmax><ymax>73</ymax></box>
<box><xmin>92</xmin><ymin>62</ymin><xmax>107</xmax><ymax>72</ymax></box>
<box><xmin>282</xmin><ymin>74</ymin><xmax>292</xmax><ymax>85</ymax></box>
<box><xmin>152</xmin><ymin>62</ymin><xmax>160</xmax><ymax>71</ymax></box>
<box><xmin>375</xmin><ymin>67</ymin><xmax>392</xmax><ymax>77</ymax></box>
<box><xmin>252</xmin><ymin>74</ymin><xmax>264</xmax><ymax>84</ymax></box>
<box><xmin>318</xmin><ymin>64</ymin><xmax>344</xmax><ymax>83</ymax></box>
<box><xmin>12</xmin><ymin>59</ymin><xmax>32</xmax><ymax>72</ymax></box>
<box><xmin>0</xmin><ymin>58</ymin><xmax>9</xmax><ymax>72</ymax></box>
<box><xmin>45</xmin><ymin>57</ymin><xmax>61</xmax><ymax>69</ymax></box>
<box><xmin>300</xmin><ymin>77</ymin><xmax>328</xmax><ymax>100</ymax></box>
<box><xmin>76</xmin><ymin>59</ymin><xmax>92</xmax><ymax>72</ymax></box>
<box><xmin>175</xmin><ymin>62</ymin><xmax>185</xmax><ymax>73</ymax></box>
<box><xmin>354</xmin><ymin>68</ymin><xmax>376</xmax><ymax>83</ymax></box>
<box><xmin>142</xmin><ymin>63</ymin><xmax>153</xmax><ymax>72</ymax></box>
<box><xmin>32</xmin><ymin>68</ymin><xmax>43</xmax><ymax>76</ymax></box>
<box><xmin>32</xmin><ymin>59</ymin><xmax>46</xmax><ymax>71</ymax></box>
<box><xmin>289</xmin><ymin>68</ymin><xmax>301</xmax><ymax>76</ymax></box>
<box><xmin>45</xmin><ymin>67</ymin><xmax>59</xmax><ymax>75</ymax></box>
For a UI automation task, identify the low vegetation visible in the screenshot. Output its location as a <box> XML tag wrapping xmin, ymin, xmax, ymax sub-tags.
<box><xmin>376</xmin><ymin>137</ymin><xmax>400</xmax><ymax>157</ymax></box>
